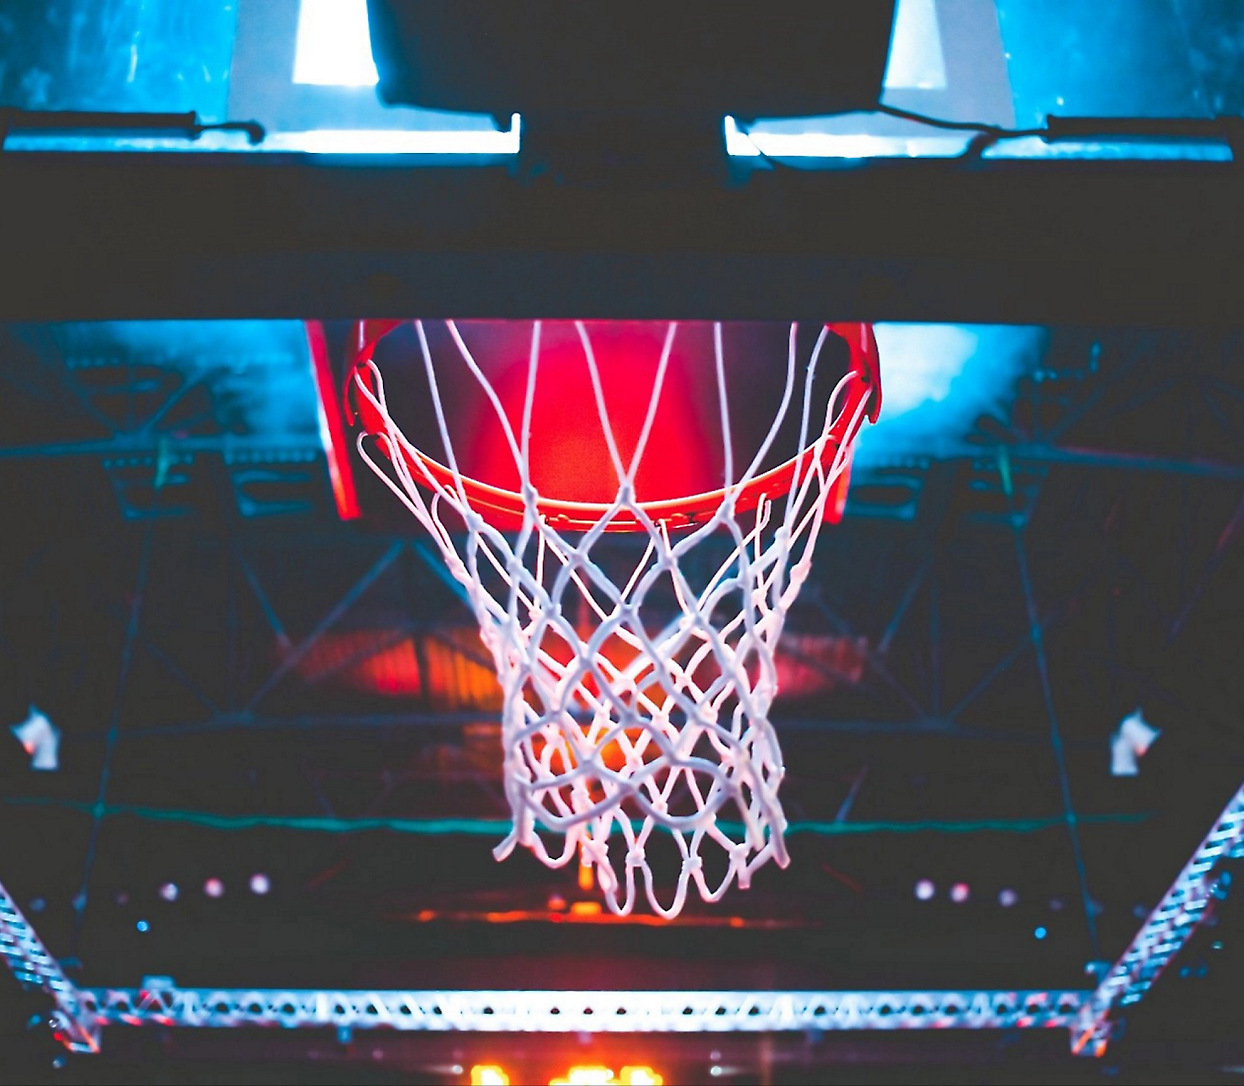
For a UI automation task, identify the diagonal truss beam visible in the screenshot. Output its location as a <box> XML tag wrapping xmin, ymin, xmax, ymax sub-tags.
<box><xmin>1072</xmin><ymin>779</ymin><xmax>1244</xmax><ymax>1056</ymax></box>
<box><xmin>0</xmin><ymin>879</ymin><xmax>98</xmax><ymax>1052</ymax></box>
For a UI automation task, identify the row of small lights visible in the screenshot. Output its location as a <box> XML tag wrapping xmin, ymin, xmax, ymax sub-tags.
<box><xmin>134</xmin><ymin>874</ymin><xmax>274</xmax><ymax>930</ymax></box>
<box><xmin>26</xmin><ymin>874</ymin><xmax>275</xmax><ymax>935</ymax></box>
<box><xmin>913</xmin><ymin>879</ymin><xmax>1015</xmax><ymax>905</ymax></box>
<box><xmin>912</xmin><ymin>879</ymin><xmax>1140</xmax><ymax>941</ymax></box>
<box><xmin>159</xmin><ymin>873</ymin><xmax>272</xmax><ymax>902</ymax></box>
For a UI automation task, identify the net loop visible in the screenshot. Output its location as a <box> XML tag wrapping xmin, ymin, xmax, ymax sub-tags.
<box><xmin>350</xmin><ymin>320</ymin><xmax>880</xmax><ymax>916</ymax></box>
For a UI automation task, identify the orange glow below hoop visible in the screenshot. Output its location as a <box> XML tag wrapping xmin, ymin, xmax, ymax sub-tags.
<box><xmin>549</xmin><ymin>1067</ymin><xmax>663</xmax><ymax>1086</ymax></box>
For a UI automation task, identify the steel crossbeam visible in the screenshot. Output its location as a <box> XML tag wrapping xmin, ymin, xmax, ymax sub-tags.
<box><xmin>0</xmin><ymin>880</ymin><xmax>99</xmax><ymax>1052</ymax></box>
<box><xmin>1073</xmin><ymin>781</ymin><xmax>1244</xmax><ymax>1056</ymax></box>
<box><xmin>83</xmin><ymin>986</ymin><xmax>1086</xmax><ymax>1034</ymax></box>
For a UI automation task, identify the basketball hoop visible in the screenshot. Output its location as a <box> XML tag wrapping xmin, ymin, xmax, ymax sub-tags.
<box><xmin>349</xmin><ymin>320</ymin><xmax>880</xmax><ymax>917</ymax></box>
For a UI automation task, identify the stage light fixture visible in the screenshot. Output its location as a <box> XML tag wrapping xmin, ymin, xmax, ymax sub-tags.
<box><xmin>9</xmin><ymin>706</ymin><xmax>60</xmax><ymax>771</ymax></box>
<box><xmin>1111</xmin><ymin>708</ymin><xmax>1161</xmax><ymax>776</ymax></box>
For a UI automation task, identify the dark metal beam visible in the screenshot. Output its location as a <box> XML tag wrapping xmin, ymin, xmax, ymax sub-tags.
<box><xmin>93</xmin><ymin>711</ymin><xmax>1060</xmax><ymax>745</ymax></box>
<box><xmin>70</xmin><ymin>528</ymin><xmax>153</xmax><ymax>957</ymax></box>
<box><xmin>0</xmin><ymin>153</ymin><xmax>1241</xmax><ymax>325</ymax></box>
<box><xmin>0</xmin><ymin>435</ymin><xmax>322</xmax><ymax>460</ymax></box>
<box><xmin>1007</xmin><ymin>444</ymin><xmax>1244</xmax><ymax>480</ymax></box>
<box><xmin>999</xmin><ymin>448</ymin><xmax>1100</xmax><ymax>960</ymax></box>
<box><xmin>242</xmin><ymin>541</ymin><xmax>404</xmax><ymax>710</ymax></box>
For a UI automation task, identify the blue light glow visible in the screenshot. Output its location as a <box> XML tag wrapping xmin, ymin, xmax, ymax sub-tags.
<box><xmin>853</xmin><ymin>325</ymin><xmax>1045</xmax><ymax>467</ymax></box>
<box><xmin>136</xmin><ymin>919</ymin><xmax>150</xmax><ymax>932</ymax></box>
<box><xmin>1034</xmin><ymin>926</ymin><xmax>1048</xmax><ymax>940</ymax></box>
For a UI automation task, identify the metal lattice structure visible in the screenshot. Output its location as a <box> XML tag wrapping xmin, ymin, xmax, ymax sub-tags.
<box><xmin>0</xmin><ymin>880</ymin><xmax>98</xmax><ymax>1052</ymax></box>
<box><xmin>1073</xmin><ymin>780</ymin><xmax>1244</xmax><ymax>1055</ymax></box>
<box><xmin>3</xmin><ymin>769</ymin><xmax>1241</xmax><ymax>1056</ymax></box>
<box><xmin>85</xmin><ymin>985</ymin><xmax>1086</xmax><ymax>1034</ymax></box>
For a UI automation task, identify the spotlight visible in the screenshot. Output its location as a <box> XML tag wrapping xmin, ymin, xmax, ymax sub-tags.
<box><xmin>1110</xmin><ymin>708</ymin><xmax>1160</xmax><ymax>776</ymax></box>
<box><xmin>949</xmin><ymin>882</ymin><xmax>970</xmax><ymax>904</ymax></box>
<box><xmin>203</xmin><ymin>878</ymin><xmax>224</xmax><ymax>899</ymax></box>
<box><xmin>249</xmin><ymin>873</ymin><xmax>271</xmax><ymax>896</ymax></box>
<box><xmin>998</xmin><ymin>888</ymin><xmax>1019</xmax><ymax>908</ymax></box>
<box><xmin>914</xmin><ymin>879</ymin><xmax>935</xmax><ymax>901</ymax></box>
<box><xmin>158</xmin><ymin>882</ymin><xmax>179</xmax><ymax>902</ymax></box>
<box><xmin>470</xmin><ymin>1067</ymin><xmax>510</xmax><ymax>1086</ymax></box>
<box><xmin>9</xmin><ymin>706</ymin><xmax>60</xmax><ymax>771</ymax></box>
<box><xmin>1034</xmin><ymin>926</ymin><xmax>1048</xmax><ymax>940</ymax></box>
<box><xmin>136</xmin><ymin>919</ymin><xmax>149</xmax><ymax>933</ymax></box>
<box><xmin>551</xmin><ymin>1069</ymin><xmax>614</xmax><ymax>1086</ymax></box>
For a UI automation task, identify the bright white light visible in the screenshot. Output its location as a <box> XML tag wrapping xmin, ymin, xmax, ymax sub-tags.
<box><xmin>950</xmin><ymin>882</ymin><xmax>971</xmax><ymax>904</ymax></box>
<box><xmin>914</xmin><ymin>878</ymin><xmax>936</xmax><ymax>901</ymax></box>
<box><xmin>203</xmin><ymin>877</ymin><xmax>225</xmax><ymax>899</ymax></box>
<box><xmin>293</xmin><ymin>0</ymin><xmax>379</xmax><ymax>86</ymax></box>
<box><xmin>158</xmin><ymin>882</ymin><xmax>179</xmax><ymax>902</ymax></box>
<box><xmin>724</xmin><ymin>117</ymin><xmax>966</xmax><ymax>159</ymax></box>
<box><xmin>249</xmin><ymin>873</ymin><xmax>271</xmax><ymax>896</ymax></box>
<box><xmin>884</xmin><ymin>0</ymin><xmax>947</xmax><ymax>90</ymax></box>
<box><xmin>266</xmin><ymin>119</ymin><xmax>521</xmax><ymax>156</ymax></box>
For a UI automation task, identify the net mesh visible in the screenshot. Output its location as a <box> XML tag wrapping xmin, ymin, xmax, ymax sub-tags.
<box><xmin>351</xmin><ymin>320</ymin><xmax>876</xmax><ymax>916</ymax></box>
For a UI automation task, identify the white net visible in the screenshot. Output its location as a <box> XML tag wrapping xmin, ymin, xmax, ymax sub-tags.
<box><xmin>351</xmin><ymin>320</ymin><xmax>876</xmax><ymax>917</ymax></box>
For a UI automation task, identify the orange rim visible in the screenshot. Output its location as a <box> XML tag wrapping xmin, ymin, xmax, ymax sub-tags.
<box><xmin>349</xmin><ymin>320</ymin><xmax>881</xmax><ymax>532</ymax></box>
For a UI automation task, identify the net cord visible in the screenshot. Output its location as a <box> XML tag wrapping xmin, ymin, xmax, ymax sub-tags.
<box><xmin>352</xmin><ymin>321</ymin><xmax>873</xmax><ymax>916</ymax></box>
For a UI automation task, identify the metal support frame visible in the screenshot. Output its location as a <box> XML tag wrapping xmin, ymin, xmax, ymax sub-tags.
<box><xmin>0</xmin><ymin>879</ymin><xmax>98</xmax><ymax>1052</ymax></box>
<box><xmin>1072</xmin><ymin>780</ymin><xmax>1244</xmax><ymax>1056</ymax></box>
<box><xmin>82</xmin><ymin>985</ymin><xmax>1086</xmax><ymax>1034</ymax></box>
<box><xmin>2</xmin><ymin>775</ymin><xmax>1240</xmax><ymax>1055</ymax></box>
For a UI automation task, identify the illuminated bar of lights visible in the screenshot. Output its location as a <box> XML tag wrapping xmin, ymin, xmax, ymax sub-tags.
<box><xmin>83</xmin><ymin>987</ymin><xmax>1088</xmax><ymax>1032</ymax></box>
